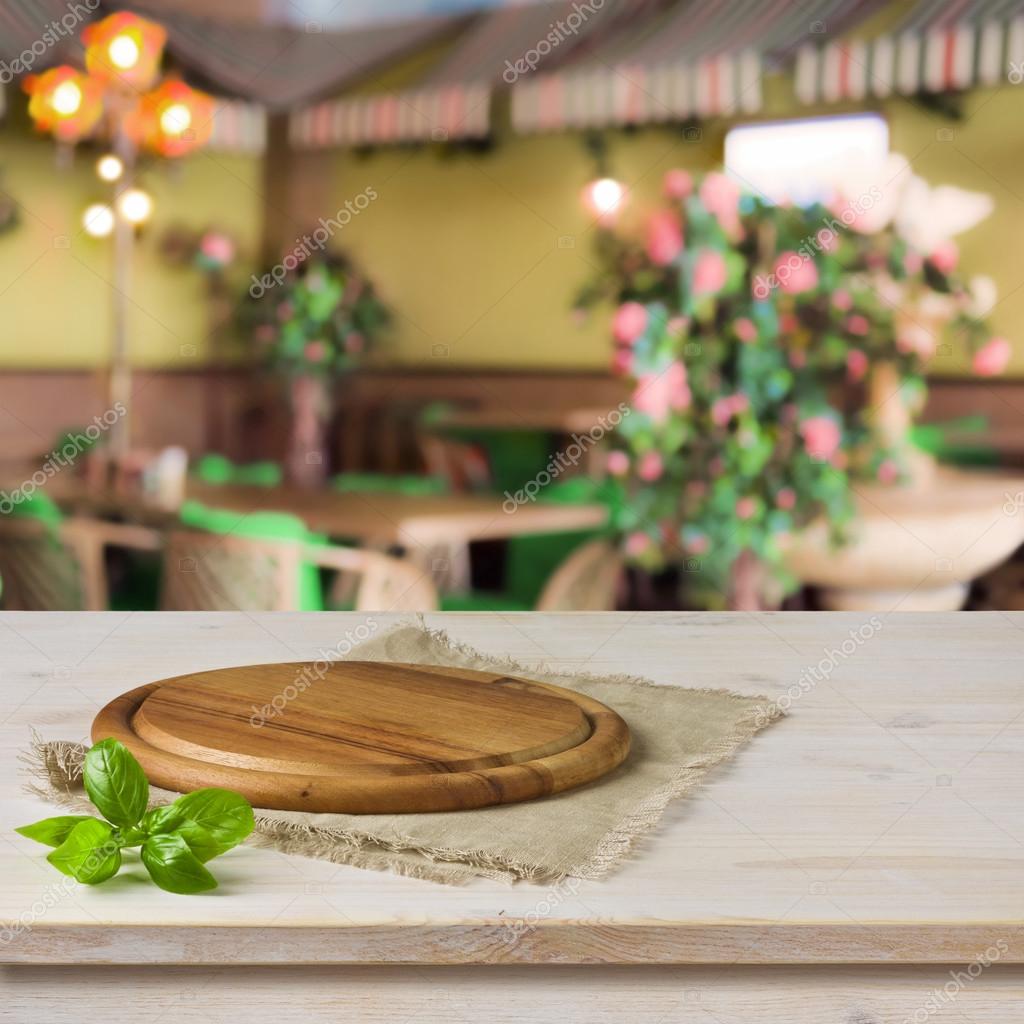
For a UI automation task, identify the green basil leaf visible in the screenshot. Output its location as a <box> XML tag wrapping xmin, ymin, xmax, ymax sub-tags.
<box><xmin>141</xmin><ymin>834</ymin><xmax>218</xmax><ymax>894</ymax></box>
<box><xmin>16</xmin><ymin>815</ymin><xmax>97</xmax><ymax>848</ymax></box>
<box><xmin>158</xmin><ymin>789</ymin><xmax>254</xmax><ymax>862</ymax></box>
<box><xmin>83</xmin><ymin>738</ymin><xmax>149</xmax><ymax>827</ymax></box>
<box><xmin>47</xmin><ymin>819</ymin><xmax>121</xmax><ymax>885</ymax></box>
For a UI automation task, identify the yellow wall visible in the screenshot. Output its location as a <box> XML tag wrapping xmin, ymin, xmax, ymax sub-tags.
<box><xmin>329</xmin><ymin>83</ymin><xmax>1024</xmax><ymax>373</ymax></box>
<box><xmin>0</xmin><ymin>114</ymin><xmax>262</xmax><ymax>369</ymax></box>
<box><xmin>1</xmin><ymin>75</ymin><xmax>1022</xmax><ymax>374</ymax></box>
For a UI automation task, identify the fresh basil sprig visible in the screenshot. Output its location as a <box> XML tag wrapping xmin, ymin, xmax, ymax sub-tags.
<box><xmin>16</xmin><ymin>738</ymin><xmax>254</xmax><ymax>894</ymax></box>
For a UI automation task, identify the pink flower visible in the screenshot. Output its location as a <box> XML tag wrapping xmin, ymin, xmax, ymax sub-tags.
<box><xmin>973</xmin><ymin>337</ymin><xmax>1012</xmax><ymax>377</ymax></box>
<box><xmin>606</xmin><ymin>450</ymin><xmax>630</xmax><ymax>476</ymax></box>
<box><xmin>692</xmin><ymin>249</ymin><xmax>727</xmax><ymax>296</ymax></box>
<box><xmin>903</xmin><ymin>250</ymin><xmax>924</xmax><ymax>275</ymax></box>
<box><xmin>632</xmin><ymin>362</ymin><xmax>691</xmax><ymax>423</ymax></box>
<box><xmin>699</xmin><ymin>172</ymin><xmax>741</xmax><ymax>235</ymax></box>
<box><xmin>733</xmin><ymin>317</ymin><xmax>757</xmax><ymax>343</ymax></box>
<box><xmin>845</xmin><ymin>314</ymin><xmax>870</xmax><ymax>336</ymax></box>
<box><xmin>896</xmin><ymin>323</ymin><xmax>936</xmax><ymax>359</ymax></box>
<box><xmin>789</xmin><ymin>350</ymin><xmax>807</xmax><ymax>369</ymax></box>
<box><xmin>624</xmin><ymin>532</ymin><xmax>651</xmax><ymax>557</ymax></box>
<box><xmin>646</xmin><ymin>210</ymin><xmax>684</xmax><ymax>266</ymax></box>
<box><xmin>344</xmin><ymin>331</ymin><xmax>365</xmax><ymax>353</ymax></box>
<box><xmin>846</xmin><ymin>349</ymin><xmax>868</xmax><ymax>382</ymax></box>
<box><xmin>663</xmin><ymin>168</ymin><xmax>693</xmax><ymax>200</ymax></box>
<box><xmin>685</xmin><ymin>531</ymin><xmax>709</xmax><ymax>554</ymax></box>
<box><xmin>779</xmin><ymin>313</ymin><xmax>799</xmax><ymax>334</ymax></box>
<box><xmin>199</xmin><ymin>231</ymin><xmax>235</xmax><ymax>265</ymax></box>
<box><xmin>832</xmin><ymin>289</ymin><xmax>853</xmax><ymax>311</ymax></box>
<box><xmin>638</xmin><ymin>451</ymin><xmax>664</xmax><ymax>482</ymax></box>
<box><xmin>816</xmin><ymin>227</ymin><xmax>839</xmax><ymax>253</ymax></box>
<box><xmin>930</xmin><ymin>240</ymin><xmax>959</xmax><ymax>274</ymax></box>
<box><xmin>774</xmin><ymin>251</ymin><xmax>819</xmax><ymax>295</ymax></box>
<box><xmin>611</xmin><ymin>346</ymin><xmax>634</xmax><ymax>376</ymax></box>
<box><xmin>613</xmin><ymin>301</ymin><xmax>648</xmax><ymax>344</ymax></box>
<box><xmin>304</xmin><ymin>340</ymin><xmax>328</xmax><ymax>363</ymax></box>
<box><xmin>276</xmin><ymin>301</ymin><xmax>294</xmax><ymax>322</ymax></box>
<box><xmin>686</xmin><ymin>480</ymin><xmax>707</xmax><ymax>500</ymax></box>
<box><xmin>800</xmin><ymin>416</ymin><xmax>842</xmax><ymax>461</ymax></box>
<box><xmin>711</xmin><ymin>392</ymin><xmax>748</xmax><ymax>426</ymax></box>
<box><xmin>775</xmin><ymin>487</ymin><xmax>796</xmax><ymax>510</ymax></box>
<box><xmin>735</xmin><ymin>496</ymin><xmax>757</xmax><ymax>520</ymax></box>
<box><xmin>667</xmin><ymin>316</ymin><xmax>688</xmax><ymax>336</ymax></box>
<box><xmin>877</xmin><ymin>459</ymin><xmax>900</xmax><ymax>484</ymax></box>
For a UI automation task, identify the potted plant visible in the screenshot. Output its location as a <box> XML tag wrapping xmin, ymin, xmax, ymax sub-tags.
<box><xmin>578</xmin><ymin>163</ymin><xmax>1006</xmax><ymax>609</ymax></box>
<box><xmin>244</xmin><ymin>255</ymin><xmax>388</xmax><ymax>488</ymax></box>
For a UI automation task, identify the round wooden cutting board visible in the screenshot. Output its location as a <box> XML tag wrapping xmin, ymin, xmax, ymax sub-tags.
<box><xmin>91</xmin><ymin>662</ymin><xmax>631</xmax><ymax>813</ymax></box>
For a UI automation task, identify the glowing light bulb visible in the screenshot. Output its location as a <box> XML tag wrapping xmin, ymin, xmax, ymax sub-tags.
<box><xmin>583</xmin><ymin>177</ymin><xmax>625</xmax><ymax>222</ymax></box>
<box><xmin>96</xmin><ymin>155</ymin><xmax>124</xmax><ymax>182</ymax></box>
<box><xmin>83</xmin><ymin>203</ymin><xmax>115</xmax><ymax>238</ymax></box>
<box><xmin>160</xmin><ymin>103</ymin><xmax>192</xmax><ymax>136</ymax></box>
<box><xmin>118</xmin><ymin>189</ymin><xmax>153</xmax><ymax>225</ymax></box>
<box><xmin>108</xmin><ymin>34</ymin><xmax>140</xmax><ymax>69</ymax></box>
<box><xmin>51</xmin><ymin>80</ymin><xmax>82</xmax><ymax>116</ymax></box>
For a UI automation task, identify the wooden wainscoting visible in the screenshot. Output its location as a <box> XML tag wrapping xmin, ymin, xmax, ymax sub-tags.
<box><xmin>1</xmin><ymin>367</ymin><xmax>1022</xmax><ymax>475</ymax></box>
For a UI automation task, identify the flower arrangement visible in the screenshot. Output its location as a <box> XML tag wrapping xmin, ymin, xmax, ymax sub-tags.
<box><xmin>245</xmin><ymin>255</ymin><xmax>388</xmax><ymax>378</ymax></box>
<box><xmin>578</xmin><ymin>159</ymin><xmax>1006</xmax><ymax>606</ymax></box>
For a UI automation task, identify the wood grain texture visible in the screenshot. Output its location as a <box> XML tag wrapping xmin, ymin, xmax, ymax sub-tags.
<box><xmin>6</xmin><ymin>964</ymin><xmax>1024</xmax><ymax>1024</ymax></box>
<box><xmin>3</xmin><ymin>611</ymin><xmax>1024</xmax><ymax>967</ymax></box>
<box><xmin>91</xmin><ymin>661</ymin><xmax>630</xmax><ymax>813</ymax></box>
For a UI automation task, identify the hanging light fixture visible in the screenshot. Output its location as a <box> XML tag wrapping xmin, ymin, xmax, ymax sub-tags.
<box><xmin>83</xmin><ymin>203</ymin><xmax>115</xmax><ymax>237</ymax></box>
<box><xmin>96</xmin><ymin>154</ymin><xmax>124</xmax><ymax>182</ymax></box>
<box><xmin>23</xmin><ymin>66</ymin><xmax>104</xmax><ymax>142</ymax></box>
<box><xmin>582</xmin><ymin>177</ymin><xmax>626</xmax><ymax>223</ymax></box>
<box><xmin>132</xmin><ymin>79</ymin><xmax>214</xmax><ymax>158</ymax></box>
<box><xmin>82</xmin><ymin>12</ymin><xmax>166</xmax><ymax>90</ymax></box>
<box><xmin>118</xmin><ymin>188</ymin><xmax>154</xmax><ymax>225</ymax></box>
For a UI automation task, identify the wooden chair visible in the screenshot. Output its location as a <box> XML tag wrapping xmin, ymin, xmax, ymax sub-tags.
<box><xmin>535</xmin><ymin>538</ymin><xmax>624</xmax><ymax>612</ymax></box>
<box><xmin>159</xmin><ymin>529</ymin><xmax>439</xmax><ymax>612</ymax></box>
<box><xmin>0</xmin><ymin>515</ymin><xmax>161</xmax><ymax>611</ymax></box>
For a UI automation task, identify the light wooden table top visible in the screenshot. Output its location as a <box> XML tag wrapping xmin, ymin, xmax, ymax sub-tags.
<box><xmin>1</xmin><ymin>611</ymin><xmax>1022</xmax><ymax>966</ymax></box>
<box><xmin>44</xmin><ymin>479</ymin><xmax>608</xmax><ymax>548</ymax></box>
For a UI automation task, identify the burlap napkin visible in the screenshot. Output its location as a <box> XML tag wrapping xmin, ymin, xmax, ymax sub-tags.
<box><xmin>23</xmin><ymin>622</ymin><xmax>781</xmax><ymax>885</ymax></box>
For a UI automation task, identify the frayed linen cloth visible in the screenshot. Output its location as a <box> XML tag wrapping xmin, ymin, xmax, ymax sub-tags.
<box><xmin>22</xmin><ymin>622</ymin><xmax>781</xmax><ymax>886</ymax></box>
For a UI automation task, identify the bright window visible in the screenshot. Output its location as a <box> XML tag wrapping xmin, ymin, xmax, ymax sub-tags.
<box><xmin>724</xmin><ymin>114</ymin><xmax>889</xmax><ymax>206</ymax></box>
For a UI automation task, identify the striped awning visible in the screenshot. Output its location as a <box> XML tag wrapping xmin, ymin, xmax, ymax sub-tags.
<box><xmin>795</xmin><ymin>0</ymin><xmax>1024</xmax><ymax>104</ymax></box>
<box><xmin>290</xmin><ymin>0</ymin><xmax>665</xmax><ymax>149</ymax></box>
<box><xmin>511</xmin><ymin>0</ymin><xmax>881</xmax><ymax>132</ymax></box>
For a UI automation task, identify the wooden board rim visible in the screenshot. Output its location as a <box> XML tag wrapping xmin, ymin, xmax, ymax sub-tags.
<box><xmin>91</xmin><ymin>661</ymin><xmax>631</xmax><ymax>814</ymax></box>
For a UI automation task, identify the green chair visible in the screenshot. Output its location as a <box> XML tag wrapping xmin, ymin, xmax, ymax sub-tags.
<box><xmin>0</xmin><ymin>493</ymin><xmax>161</xmax><ymax>610</ymax></box>
<box><xmin>910</xmin><ymin>415</ymin><xmax>999</xmax><ymax>467</ymax></box>
<box><xmin>165</xmin><ymin>501</ymin><xmax>437</xmax><ymax>612</ymax></box>
<box><xmin>194</xmin><ymin>454</ymin><xmax>283</xmax><ymax>487</ymax></box>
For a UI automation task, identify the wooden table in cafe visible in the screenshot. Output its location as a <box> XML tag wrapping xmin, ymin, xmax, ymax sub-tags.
<box><xmin>43</xmin><ymin>477</ymin><xmax>608</xmax><ymax>549</ymax></box>
<box><xmin>3</xmin><ymin>612</ymin><xmax>1024</xmax><ymax>1021</ymax></box>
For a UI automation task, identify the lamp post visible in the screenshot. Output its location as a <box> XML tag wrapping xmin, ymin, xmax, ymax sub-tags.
<box><xmin>24</xmin><ymin>12</ymin><xmax>212</xmax><ymax>456</ymax></box>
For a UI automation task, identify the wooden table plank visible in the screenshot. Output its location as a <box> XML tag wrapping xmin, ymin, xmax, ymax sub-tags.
<box><xmin>1</xmin><ymin>611</ymin><xmax>1023</xmax><ymax>965</ymax></box>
